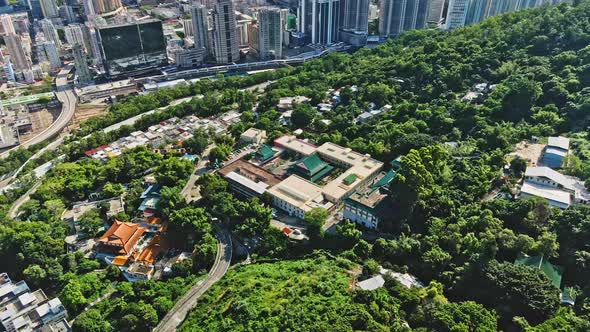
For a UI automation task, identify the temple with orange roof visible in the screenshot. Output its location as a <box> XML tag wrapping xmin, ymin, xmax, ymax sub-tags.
<box><xmin>97</xmin><ymin>220</ymin><xmax>147</xmax><ymax>255</ymax></box>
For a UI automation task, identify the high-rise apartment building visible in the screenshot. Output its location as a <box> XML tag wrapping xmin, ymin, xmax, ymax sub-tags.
<box><xmin>73</xmin><ymin>43</ymin><xmax>92</xmax><ymax>83</ymax></box>
<box><xmin>5</xmin><ymin>34</ymin><xmax>32</xmax><ymax>70</ymax></box>
<box><xmin>91</xmin><ymin>0</ymin><xmax>122</xmax><ymax>14</ymax></box>
<box><xmin>427</xmin><ymin>0</ymin><xmax>445</xmax><ymax>23</ymax></box>
<box><xmin>40</xmin><ymin>19</ymin><xmax>62</xmax><ymax>49</ymax></box>
<box><xmin>257</xmin><ymin>7</ymin><xmax>283</xmax><ymax>60</ymax></box>
<box><xmin>65</xmin><ymin>24</ymin><xmax>86</xmax><ymax>47</ymax></box>
<box><xmin>379</xmin><ymin>0</ymin><xmax>429</xmax><ymax>37</ymax></box>
<box><xmin>3</xmin><ymin>57</ymin><xmax>16</xmax><ymax>81</ymax></box>
<box><xmin>183</xmin><ymin>18</ymin><xmax>193</xmax><ymax>37</ymax></box>
<box><xmin>38</xmin><ymin>40</ymin><xmax>61</xmax><ymax>68</ymax></box>
<box><xmin>28</xmin><ymin>0</ymin><xmax>44</xmax><ymax>20</ymax></box>
<box><xmin>464</xmin><ymin>0</ymin><xmax>489</xmax><ymax>25</ymax></box>
<box><xmin>82</xmin><ymin>0</ymin><xmax>95</xmax><ymax>16</ymax></box>
<box><xmin>445</xmin><ymin>0</ymin><xmax>468</xmax><ymax>29</ymax></box>
<box><xmin>342</xmin><ymin>0</ymin><xmax>369</xmax><ymax>33</ymax></box>
<box><xmin>0</xmin><ymin>14</ymin><xmax>15</xmax><ymax>35</ymax></box>
<box><xmin>211</xmin><ymin>0</ymin><xmax>239</xmax><ymax>64</ymax></box>
<box><xmin>448</xmin><ymin>0</ymin><xmax>566</xmax><ymax>29</ymax></box>
<box><xmin>191</xmin><ymin>4</ymin><xmax>209</xmax><ymax>50</ymax></box>
<box><xmin>302</xmin><ymin>0</ymin><xmax>341</xmax><ymax>45</ymax></box>
<box><xmin>39</xmin><ymin>0</ymin><xmax>59</xmax><ymax>18</ymax></box>
<box><xmin>84</xmin><ymin>22</ymin><xmax>103</xmax><ymax>66</ymax></box>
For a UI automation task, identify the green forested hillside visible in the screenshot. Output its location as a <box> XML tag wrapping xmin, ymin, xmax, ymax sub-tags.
<box><xmin>179</xmin><ymin>255</ymin><xmax>498</xmax><ymax>332</ymax></box>
<box><xmin>181</xmin><ymin>1</ymin><xmax>590</xmax><ymax>330</ymax></box>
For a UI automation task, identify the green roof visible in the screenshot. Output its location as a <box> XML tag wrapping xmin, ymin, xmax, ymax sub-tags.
<box><xmin>370</xmin><ymin>169</ymin><xmax>396</xmax><ymax>190</ymax></box>
<box><xmin>343</xmin><ymin>173</ymin><xmax>358</xmax><ymax>185</ymax></box>
<box><xmin>515</xmin><ymin>254</ymin><xmax>562</xmax><ymax>288</ymax></box>
<box><xmin>390</xmin><ymin>156</ymin><xmax>403</xmax><ymax>169</ymax></box>
<box><xmin>256</xmin><ymin>145</ymin><xmax>276</xmax><ymax>161</ymax></box>
<box><xmin>292</xmin><ymin>154</ymin><xmax>333</xmax><ymax>182</ymax></box>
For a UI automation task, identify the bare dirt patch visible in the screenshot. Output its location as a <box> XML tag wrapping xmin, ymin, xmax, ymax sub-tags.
<box><xmin>509</xmin><ymin>141</ymin><xmax>546</xmax><ymax>166</ymax></box>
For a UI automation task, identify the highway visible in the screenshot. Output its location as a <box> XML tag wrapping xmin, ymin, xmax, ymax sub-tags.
<box><xmin>0</xmin><ymin>65</ymin><xmax>76</xmax><ymax>159</ymax></box>
<box><xmin>154</xmin><ymin>225</ymin><xmax>232</xmax><ymax>332</ymax></box>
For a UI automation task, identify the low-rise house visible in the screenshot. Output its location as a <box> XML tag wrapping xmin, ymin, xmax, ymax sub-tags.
<box><xmin>543</xmin><ymin>136</ymin><xmax>570</xmax><ymax>168</ymax></box>
<box><xmin>239</xmin><ymin>128</ymin><xmax>267</xmax><ymax>145</ymax></box>
<box><xmin>0</xmin><ymin>273</ymin><xmax>70</xmax><ymax>332</ymax></box>
<box><xmin>276</xmin><ymin>96</ymin><xmax>311</xmax><ymax>112</ymax></box>
<box><xmin>519</xmin><ymin>166</ymin><xmax>590</xmax><ymax>208</ymax></box>
<box><xmin>139</xmin><ymin>184</ymin><xmax>161</xmax><ymax>217</ymax></box>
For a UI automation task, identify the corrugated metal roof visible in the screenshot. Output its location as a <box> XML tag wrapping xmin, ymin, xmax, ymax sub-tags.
<box><xmin>547</xmin><ymin>136</ymin><xmax>570</xmax><ymax>151</ymax></box>
<box><xmin>525</xmin><ymin>167</ymin><xmax>574</xmax><ymax>191</ymax></box>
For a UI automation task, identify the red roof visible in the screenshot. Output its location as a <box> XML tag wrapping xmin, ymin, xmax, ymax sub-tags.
<box><xmin>84</xmin><ymin>149</ymin><xmax>98</xmax><ymax>156</ymax></box>
<box><xmin>99</xmin><ymin>145</ymin><xmax>109</xmax><ymax>149</ymax></box>
<box><xmin>98</xmin><ymin>220</ymin><xmax>146</xmax><ymax>255</ymax></box>
<box><xmin>282</xmin><ymin>227</ymin><xmax>292</xmax><ymax>235</ymax></box>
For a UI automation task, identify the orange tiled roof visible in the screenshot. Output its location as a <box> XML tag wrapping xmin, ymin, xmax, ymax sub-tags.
<box><xmin>112</xmin><ymin>256</ymin><xmax>129</xmax><ymax>266</ymax></box>
<box><xmin>137</xmin><ymin>235</ymin><xmax>169</xmax><ymax>265</ymax></box>
<box><xmin>98</xmin><ymin>220</ymin><xmax>146</xmax><ymax>255</ymax></box>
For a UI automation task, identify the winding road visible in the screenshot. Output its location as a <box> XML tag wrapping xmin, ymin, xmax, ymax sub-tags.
<box><xmin>0</xmin><ymin>66</ymin><xmax>76</xmax><ymax>159</ymax></box>
<box><xmin>154</xmin><ymin>225</ymin><xmax>232</xmax><ymax>332</ymax></box>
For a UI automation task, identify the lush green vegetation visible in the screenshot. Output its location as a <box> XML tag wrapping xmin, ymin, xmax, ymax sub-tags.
<box><xmin>180</xmin><ymin>254</ymin><xmax>498</xmax><ymax>332</ymax></box>
<box><xmin>72</xmin><ymin>275</ymin><xmax>201</xmax><ymax>332</ymax></box>
<box><xmin>181</xmin><ymin>1</ymin><xmax>590</xmax><ymax>330</ymax></box>
<box><xmin>5</xmin><ymin>1</ymin><xmax>590</xmax><ymax>330</ymax></box>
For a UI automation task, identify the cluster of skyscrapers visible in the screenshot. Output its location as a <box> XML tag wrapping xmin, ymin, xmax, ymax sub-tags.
<box><xmin>0</xmin><ymin>0</ymin><xmax>573</xmax><ymax>84</ymax></box>
<box><xmin>445</xmin><ymin>0</ymin><xmax>568</xmax><ymax>29</ymax></box>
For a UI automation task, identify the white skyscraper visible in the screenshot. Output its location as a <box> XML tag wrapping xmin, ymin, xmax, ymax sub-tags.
<box><xmin>0</xmin><ymin>14</ymin><xmax>15</xmax><ymax>35</ymax></box>
<box><xmin>211</xmin><ymin>0</ymin><xmax>239</xmax><ymax>64</ymax></box>
<box><xmin>257</xmin><ymin>7</ymin><xmax>283</xmax><ymax>60</ymax></box>
<box><xmin>445</xmin><ymin>0</ymin><xmax>468</xmax><ymax>29</ymax></box>
<box><xmin>40</xmin><ymin>19</ymin><xmax>62</xmax><ymax>49</ymax></box>
<box><xmin>5</xmin><ymin>34</ymin><xmax>32</xmax><ymax>70</ymax></box>
<box><xmin>39</xmin><ymin>0</ymin><xmax>59</xmax><ymax>18</ymax></box>
<box><xmin>65</xmin><ymin>24</ymin><xmax>86</xmax><ymax>47</ymax></box>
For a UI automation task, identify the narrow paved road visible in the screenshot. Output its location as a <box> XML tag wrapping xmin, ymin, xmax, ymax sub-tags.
<box><xmin>7</xmin><ymin>181</ymin><xmax>41</xmax><ymax>219</ymax></box>
<box><xmin>154</xmin><ymin>225</ymin><xmax>232</xmax><ymax>332</ymax></box>
<box><xmin>181</xmin><ymin>145</ymin><xmax>214</xmax><ymax>202</ymax></box>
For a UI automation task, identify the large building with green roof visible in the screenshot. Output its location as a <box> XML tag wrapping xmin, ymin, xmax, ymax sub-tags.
<box><xmin>290</xmin><ymin>153</ymin><xmax>334</xmax><ymax>182</ymax></box>
<box><xmin>343</xmin><ymin>169</ymin><xmax>397</xmax><ymax>230</ymax></box>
